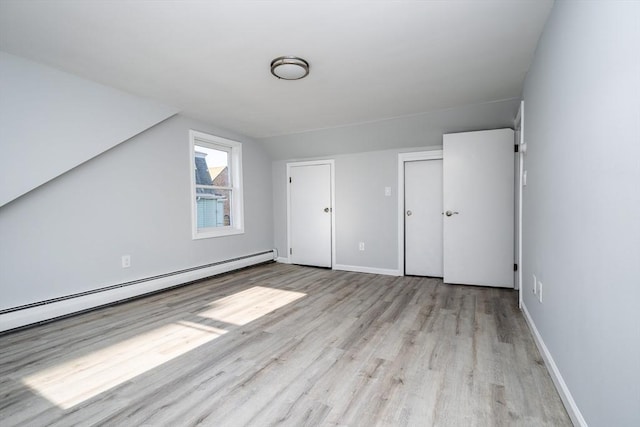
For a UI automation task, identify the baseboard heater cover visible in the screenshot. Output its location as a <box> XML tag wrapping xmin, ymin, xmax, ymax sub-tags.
<box><xmin>0</xmin><ymin>250</ymin><xmax>276</xmax><ymax>333</ymax></box>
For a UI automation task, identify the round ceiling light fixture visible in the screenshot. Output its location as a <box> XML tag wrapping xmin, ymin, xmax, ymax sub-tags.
<box><xmin>270</xmin><ymin>56</ymin><xmax>310</xmax><ymax>80</ymax></box>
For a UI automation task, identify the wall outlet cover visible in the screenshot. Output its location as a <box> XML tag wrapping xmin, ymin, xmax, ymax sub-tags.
<box><xmin>538</xmin><ymin>280</ymin><xmax>543</xmax><ymax>303</ymax></box>
<box><xmin>122</xmin><ymin>255</ymin><xmax>131</xmax><ymax>268</ymax></box>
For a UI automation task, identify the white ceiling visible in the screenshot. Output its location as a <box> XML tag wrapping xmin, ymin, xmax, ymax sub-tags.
<box><xmin>0</xmin><ymin>0</ymin><xmax>553</xmax><ymax>138</ymax></box>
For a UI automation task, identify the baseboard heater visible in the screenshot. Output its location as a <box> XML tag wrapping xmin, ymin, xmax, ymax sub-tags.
<box><xmin>0</xmin><ymin>250</ymin><xmax>276</xmax><ymax>334</ymax></box>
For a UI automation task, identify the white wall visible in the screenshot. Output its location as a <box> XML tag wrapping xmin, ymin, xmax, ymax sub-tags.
<box><xmin>271</xmin><ymin>100</ymin><xmax>519</xmax><ymax>272</ymax></box>
<box><xmin>273</xmin><ymin>147</ymin><xmax>430</xmax><ymax>273</ymax></box>
<box><xmin>521</xmin><ymin>1</ymin><xmax>640</xmax><ymax>426</ymax></box>
<box><xmin>0</xmin><ymin>114</ymin><xmax>273</xmax><ymax>311</ymax></box>
<box><xmin>262</xmin><ymin>98</ymin><xmax>520</xmax><ymax>160</ymax></box>
<box><xmin>0</xmin><ymin>51</ymin><xmax>178</xmax><ymax>207</ymax></box>
<box><xmin>333</xmin><ymin>150</ymin><xmax>400</xmax><ymax>271</ymax></box>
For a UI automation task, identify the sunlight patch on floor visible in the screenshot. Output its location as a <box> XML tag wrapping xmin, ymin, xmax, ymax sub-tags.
<box><xmin>20</xmin><ymin>286</ymin><xmax>305</xmax><ymax>410</ymax></box>
<box><xmin>198</xmin><ymin>286</ymin><xmax>306</xmax><ymax>325</ymax></box>
<box><xmin>22</xmin><ymin>321</ymin><xmax>226</xmax><ymax>409</ymax></box>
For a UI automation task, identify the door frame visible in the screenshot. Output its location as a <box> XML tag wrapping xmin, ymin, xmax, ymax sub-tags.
<box><xmin>397</xmin><ymin>150</ymin><xmax>443</xmax><ymax>276</ymax></box>
<box><xmin>286</xmin><ymin>159</ymin><xmax>336</xmax><ymax>267</ymax></box>
<box><xmin>515</xmin><ymin>101</ymin><xmax>525</xmax><ymax>308</ymax></box>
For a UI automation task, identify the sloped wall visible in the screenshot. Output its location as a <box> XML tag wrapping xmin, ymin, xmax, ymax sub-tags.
<box><xmin>0</xmin><ymin>51</ymin><xmax>177</xmax><ymax>207</ymax></box>
<box><xmin>261</xmin><ymin>98</ymin><xmax>520</xmax><ymax>160</ymax></box>
<box><xmin>0</xmin><ymin>114</ymin><xmax>273</xmax><ymax>314</ymax></box>
<box><xmin>0</xmin><ymin>54</ymin><xmax>273</xmax><ymax>329</ymax></box>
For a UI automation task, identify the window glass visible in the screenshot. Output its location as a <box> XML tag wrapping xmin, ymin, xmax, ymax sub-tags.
<box><xmin>190</xmin><ymin>131</ymin><xmax>243</xmax><ymax>238</ymax></box>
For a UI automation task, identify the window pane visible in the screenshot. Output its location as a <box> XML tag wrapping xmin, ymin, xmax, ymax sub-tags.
<box><xmin>196</xmin><ymin>189</ymin><xmax>232</xmax><ymax>229</ymax></box>
<box><xmin>190</xmin><ymin>130</ymin><xmax>243</xmax><ymax>239</ymax></box>
<box><xmin>194</xmin><ymin>144</ymin><xmax>230</xmax><ymax>188</ymax></box>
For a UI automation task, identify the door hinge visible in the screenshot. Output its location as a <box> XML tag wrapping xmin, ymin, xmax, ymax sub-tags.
<box><xmin>290</xmin><ymin>248</ymin><xmax>292</xmax><ymax>255</ymax></box>
<box><xmin>514</xmin><ymin>263</ymin><xmax>518</xmax><ymax>271</ymax></box>
<box><xmin>515</xmin><ymin>145</ymin><xmax>519</xmax><ymax>153</ymax></box>
<box><xmin>289</xmin><ymin>177</ymin><xmax>292</xmax><ymax>183</ymax></box>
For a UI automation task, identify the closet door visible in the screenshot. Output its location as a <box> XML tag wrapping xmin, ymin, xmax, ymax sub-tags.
<box><xmin>443</xmin><ymin>129</ymin><xmax>514</xmax><ymax>287</ymax></box>
<box><xmin>404</xmin><ymin>159</ymin><xmax>443</xmax><ymax>277</ymax></box>
<box><xmin>288</xmin><ymin>162</ymin><xmax>332</xmax><ymax>268</ymax></box>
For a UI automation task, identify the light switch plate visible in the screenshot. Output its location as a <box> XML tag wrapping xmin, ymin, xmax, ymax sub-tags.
<box><xmin>538</xmin><ymin>281</ymin><xmax>543</xmax><ymax>303</ymax></box>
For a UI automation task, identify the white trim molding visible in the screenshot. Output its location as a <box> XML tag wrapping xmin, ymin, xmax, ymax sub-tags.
<box><xmin>521</xmin><ymin>303</ymin><xmax>588</xmax><ymax>427</ymax></box>
<box><xmin>276</xmin><ymin>257</ymin><xmax>292</xmax><ymax>264</ymax></box>
<box><xmin>189</xmin><ymin>129</ymin><xmax>245</xmax><ymax>240</ymax></box>
<box><xmin>0</xmin><ymin>251</ymin><xmax>275</xmax><ymax>333</ymax></box>
<box><xmin>333</xmin><ymin>264</ymin><xmax>402</xmax><ymax>277</ymax></box>
<box><xmin>515</xmin><ymin>100</ymin><xmax>525</xmax><ymax>308</ymax></box>
<box><xmin>397</xmin><ymin>150</ymin><xmax>444</xmax><ymax>276</ymax></box>
<box><xmin>286</xmin><ymin>159</ymin><xmax>336</xmax><ymax>268</ymax></box>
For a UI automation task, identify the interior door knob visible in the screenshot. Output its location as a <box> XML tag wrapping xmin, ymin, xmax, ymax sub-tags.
<box><xmin>406</xmin><ymin>210</ymin><xmax>412</xmax><ymax>216</ymax></box>
<box><xmin>445</xmin><ymin>210</ymin><xmax>459</xmax><ymax>217</ymax></box>
<box><xmin>324</xmin><ymin>207</ymin><xmax>330</xmax><ymax>213</ymax></box>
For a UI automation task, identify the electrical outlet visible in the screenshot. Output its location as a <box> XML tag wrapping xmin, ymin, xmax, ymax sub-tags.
<box><xmin>122</xmin><ymin>255</ymin><xmax>131</xmax><ymax>268</ymax></box>
<box><xmin>384</xmin><ymin>186</ymin><xmax>392</xmax><ymax>197</ymax></box>
<box><xmin>533</xmin><ymin>274</ymin><xmax>537</xmax><ymax>294</ymax></box>
<box><xmin>358</xmin><ymin>242</ymin><xmax>365</xmax><ymax>251</ymax></box>
<box><xmin>538</xmin><ymin>280</ymin><xmax>543</xmax><ymax>303</ymax></box>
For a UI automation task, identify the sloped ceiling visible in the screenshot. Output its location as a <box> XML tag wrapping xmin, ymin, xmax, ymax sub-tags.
<box><xmin>0</xmin><ymin>0</ymin><xmax>553</xmax><ymax>139</ymax></box>
<box><xmin>0</xmin><ymin>52</ymin><xmax>177</xmax><ymax>207</ymax></box>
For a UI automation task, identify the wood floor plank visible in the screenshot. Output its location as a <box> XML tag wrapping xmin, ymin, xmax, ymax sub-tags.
<box><xmin>0</xmin><ymin>263</ymin><xmax>571</xmax><ymax>426</ymax></box>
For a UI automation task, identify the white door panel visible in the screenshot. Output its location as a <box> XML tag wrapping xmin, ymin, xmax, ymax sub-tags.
<box><xmin>443</xmin><ymin>129</ymin><xmax>514</xmax><ymax>287</ymax></box>
<box><xmin>405</xmin><ymin>160</ymin><xmax>443</xmax><ymax>277</ymax></box>
<box><xmin>289</xmin><ymin>163</ymin><xmax>332</xmax><ymax>268</ymax></box>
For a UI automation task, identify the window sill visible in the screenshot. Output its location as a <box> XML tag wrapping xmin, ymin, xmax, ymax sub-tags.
<box><xmin>192</xmin><ymin>227</ymin><xmax>245</xmax><ymax>240</ymax></box>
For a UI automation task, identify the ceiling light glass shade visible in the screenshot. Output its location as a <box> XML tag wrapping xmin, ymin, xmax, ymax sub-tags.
<box><xmin>270</xmin><ymin>56</ymin><xmax>309</xmax><ymax>80</ymax></box>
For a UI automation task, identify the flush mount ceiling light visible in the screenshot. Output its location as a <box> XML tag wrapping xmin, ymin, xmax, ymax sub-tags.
<box><xmin>270</xmin><ymin>56</ymin><xmax>310</xmax><ymax>80</ymax></box>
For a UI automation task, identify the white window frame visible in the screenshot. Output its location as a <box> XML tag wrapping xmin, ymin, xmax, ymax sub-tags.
<box><xmin>189</xmin><ymin>130</ymin><xmax>244</xmax><ymax>239</ymax></box>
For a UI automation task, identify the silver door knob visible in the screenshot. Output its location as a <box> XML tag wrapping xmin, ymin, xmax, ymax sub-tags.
<box><xmin>406</xmin><ymin>210</ymin><xmax>412</xmax><ymax>216</ymax></box>
<box><xmin>445</xmin><ymin>210</ymin><xmax>459</xmax><ymax>216</ymax></box>
<box><xmin>324</xmin><ymin>207</ymin><xmax>330</xmax><ymax>213</ymax></box>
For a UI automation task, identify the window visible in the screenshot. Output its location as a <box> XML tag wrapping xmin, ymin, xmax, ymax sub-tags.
<box><xmin>190</xmin><ymin>130</ymin><xmax>244</xmax><ymax>239</ymax></box>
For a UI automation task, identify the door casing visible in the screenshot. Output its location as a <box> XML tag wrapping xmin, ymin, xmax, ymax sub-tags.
<box><xmin>397</xmin><ymin>150</ymin><xmax>443</xmax><ymax>275</ymax></box>
<box><xmin>404</xmin><ymin>159</ymin><xmax>444</xmax><ymax>277</ymax></box>
<box><xmin>286</xmin><ymin>159</ymin><xmax>336</xmax><ymax>267</ymax></box>
<box><xmin>515</xmin><ymin>101</ymin><xmax>525</xmax><ymax>307</ymax></box>
<box><xmin>398</xmin><ymin>141</ymin><xmax>518</xmax><ymax>287</ymax></box>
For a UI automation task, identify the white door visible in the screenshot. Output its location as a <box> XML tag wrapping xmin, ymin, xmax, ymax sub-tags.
<box><xmin>443</xmin><ymin>129</ymin><xmax>514</xmax><ymax>287</ymax></box>
<box><xmin>288</xmin><ymin>162</ymin><xmax>332</xmax><ymax>267</ymax></box>
<box><xmin>405</xmin><ymin>160</ymin><xmax>443</xmax><ymax>277</ymax></box>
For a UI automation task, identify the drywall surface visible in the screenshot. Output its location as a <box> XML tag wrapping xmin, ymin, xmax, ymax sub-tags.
<box><xmin>271</xmin><ymin>98</ymin><xmax>519</xmax><ymax>272</ymax></box>
<box><xmin>522</xmin><ymin>1</ymin><xmax>640</xmax><ymax>425</ymax></box>
<box><xmin>0</xmin><ymin>51</ymin><xmax>177</xmax><ymax>207</ymax></box>
<box><xmin>333</xmin><ymin>150</ymin><xmax>399</xmax><ymax>270</ymax></box>
<box><xmin>261</xmin><ymin>98</ymin><xmax>520</xmax><ymax>160</ymax></box>
<box><xmin>0</xmin><ymin>114</ymin><xmax>273</xmax><ymax>310</ymax></box>
<box><xmin>273</xmin><ymin>146</ymin><xmax>441</xmax><ymax>271</ymax></box>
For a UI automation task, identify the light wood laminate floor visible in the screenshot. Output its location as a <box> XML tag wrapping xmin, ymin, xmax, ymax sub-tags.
<box><xmin>0</xmin><ymin>263</ymin><xmax>571</xmax><ymax>426</ymax></box>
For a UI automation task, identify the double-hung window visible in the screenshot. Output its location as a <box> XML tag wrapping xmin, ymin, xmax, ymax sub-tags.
<box><xmin>190</xmin><ymin>130</ymin><xmax>244</xmax><ymax>239</ymax></box>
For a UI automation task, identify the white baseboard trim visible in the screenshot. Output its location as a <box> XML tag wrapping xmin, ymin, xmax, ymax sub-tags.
<box><xmin>521</xmin><ymin>303</ymin><xmax>587</xmax><ymax>427</ymax></box>
<box><xmin>276</xmin><ymin>257</ymin><xmax>291</xmax><ymax>264</ymax></box>
<box><xmin>0</xmin><ymin>251</ymin><xmax>275</xmax><ymax>334</ymax></box>
<box><xmin>333</xmin><ymin>264</ymin><xmax>402</xmax><ymax>277</ymax></box>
